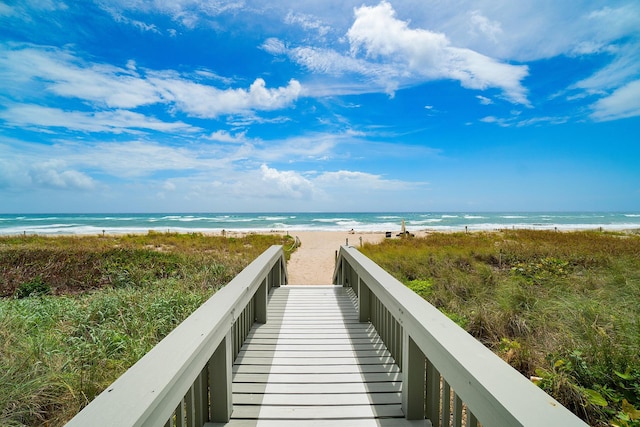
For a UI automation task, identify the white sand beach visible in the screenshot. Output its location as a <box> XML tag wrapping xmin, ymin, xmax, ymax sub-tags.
<box><xmin>284</xmin><ymin>231</ymin><xmax>388</xmax><ymax>285</ymax></box>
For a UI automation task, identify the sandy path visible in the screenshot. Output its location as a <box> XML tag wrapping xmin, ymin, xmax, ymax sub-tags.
<box><xmin>285</xmin><ymin>231</ymin><xmax>386</xmax><ymax>285</ymax></box>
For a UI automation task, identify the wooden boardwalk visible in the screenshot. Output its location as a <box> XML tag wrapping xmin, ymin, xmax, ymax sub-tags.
<box><xmin>208</xmin><ymin>285</ymin><xmax>427</xmax><ymax>426</ymax></box>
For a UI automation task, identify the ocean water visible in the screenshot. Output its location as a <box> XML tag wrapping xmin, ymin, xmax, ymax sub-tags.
<box><xmin>0</xmin><ymin>212</ymin><xmax>639</xmax><ymax>235</ymax></box>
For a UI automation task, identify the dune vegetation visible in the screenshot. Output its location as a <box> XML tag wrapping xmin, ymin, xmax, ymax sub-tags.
<box><xmin>2</xmin><ymin>229</ymin><xmax>639</xmax><ymax>426</ymax></box>
<box><xmin>0</xmin><ymin>232</ymin><xmax>293</xmax><ymax>426</ymax></box>
<box><xmin>360</xmin><ymin>229</ymin><xmax>640</xmax><ymax>427</ymax></box>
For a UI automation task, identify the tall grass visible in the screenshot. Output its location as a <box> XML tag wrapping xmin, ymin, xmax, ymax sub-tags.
<box><xmin>0</xmin><ymin>232</ymin><xmax>293</xmax><ymax>426</ymax></box>
<box><xmin>361</xmin><ymin>230</ymin><xmax>640</xmax><ymax>427</ymax></box>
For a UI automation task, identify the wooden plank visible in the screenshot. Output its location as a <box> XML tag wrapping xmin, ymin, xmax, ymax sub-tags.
<box><xmin>233</xmin><ymin>372</ymin><xmax>402</xmax><ymax>383</ymax></box>
<box><xmin>243</xmin><ymin>337</ymin><xmax>385</xmax><ymax>345</ymax></box>
<box><xmin>230</xmin><ymin>404</ymin><xmax>405</xmax><ymax>419</ymax></box>
<box><xmin>234</xmin><ymin>356</ymin><xmax>396</xmax><ymax>365</ymax></box>
<box><xmin>233</xmin><ymin>381</ymin><xmax>402</xmax><ymax>394</ymax></box>
<box><xmin>207</xmin><ymin>420</ymin><xmax>429</xmax><ymax>427</ymax></box>
<box><xmin>236</xmin><ymin>350</ymin><xmax>392</xmax><ymax>358</ymax></box>
<box><xmin>233</xmin><ymin>363</ymin><xmax>400</xmax><ymax>374</ymax></box>
<box><xmin>250</xmin><ymin>325</ymin><xmax>371</xmax><ymax>332</ymax></box>
<box><xmin>233</xmin><ymin>392</ymin><xmax>402</xmax><ymax>405</ymax></box>
<box><xmin>234</xmin><ymin>344</ymin><xmax>388</xmax><ymax>352</ymax></box>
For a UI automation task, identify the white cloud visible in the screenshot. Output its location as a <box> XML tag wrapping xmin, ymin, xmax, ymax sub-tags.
<box><xmin>208</xmin><ymin>130</ymin><xmax>249</xmax><ymax>143</ymax></box>
<box><xmin>481</xmin><ymin>114</ymin><xmax>569</xmax><ymax>127</ymax></box>
<box><xmin>97</xmin><ymin>0</ymin><xmax>244</xmax><ymax>29</ymax></box>
<box><xmin>260</xmin><ymin>164</ymin><xmax>314</xmax><ymax>199</ymax></box>
<box><xmin>29</xmin><ymin>163</ymin><xmax>95</xmax><ymax>190</ymax></box>
<box><xmin>148</xmin><ymin>75</ymin><xmax>302</xmax><ymax>118</ymax></box>
<box><xmin>316</xmin><ymin>170</ymin><xmax>408</xmax><ymax>191</ymax></box>
<box><xmin>412</xmin><ymin>2</ymin><xmax>640</xmax><ymax>62</ymax></box>
<box><xmin>280</xmin><ymin>44</ymin><xmax>392</xmax><ymax>80</ymax></box>
<box><xmin>0</xmin><ymin>2</ymin><xmax>15</xmax><ymax>16</ymax></box>
<box><xmin>0</xmin><ymin>104</ymin><xmax>198</xmax><ymax>134</ymax></box>
<box><xmin>476</xmin><ymin>95</ymin><xmax>493</xmax><ymax>105</ymax></box>
<box><xmin>261</xmin><ymin>37</ymin><xmax>287</xmax><ymax>55</ymax></box>
<box><xmin>0</xmin><ymin>44</ymin><xmax>163</xmax><ymax>108</ymax></box>
<box><xmin>285</xmin><ymin>11</ymin><xmax>331</xmax><ymax>38</ymax></box>
<box><xmin>0</xmin><ymin>145</ymin><xmax>96</xmax><ymax>191</ymax></box>
<box><xmin>479</xmin><ymin>115</ymin><xmax>507</xmax><ymax>127</ymax></box>
<box><xmin>0</xmin><ymin>44</ymin><xmax>303</xmax><ymax>123</ymax></box>
<box><xmin>590</xmin><ymin>80</ymin><xmax>640</xmax><ymax>122</ymax></box>
<box><xmin>469</xmin><ymin>10</ymin><xmax>502</xmax><ymax>43</ymax></box>
<box><xmin>75</xmin><ymin>141</ymin><xmax>228</xmax><ymax>177</ymax></box>
<box><xmin>572</xmin><ymin>44</ymin><xmax>640</xmax><ymax>94</ymax></box>
<box><xmin>3</xmin><ymin>138</ymin><xmax>225</xmax><ymax>180</ymax></box>
<box><xmin>346</xmin><ymin>2</ymin><xmax>529</xmax><ymax>104</ymax></box>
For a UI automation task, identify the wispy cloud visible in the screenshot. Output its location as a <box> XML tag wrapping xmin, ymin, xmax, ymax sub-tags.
<box><xmin>476</xmin><ymin>95</ymin><xmax>494</xmax><ymax>105</ymax></box>
<box><xmin>207</xmin><ymin>130</ymin><xmax>250</xmax><ymax>143</ymax></box>
<box><xmin>480</xmin><ymin>114</ymin><xmax>569</xmax><ymax>127</ymax></box>
<box><xmin>96</xmin><ymin>0</ymin><xmax>245</xmax><ymax>28</ymax></box>
<box><xmin>284</xmin><ymin>11</ymin><xmax>331</xmax><ymax>38</ymax></box>
<box><xmin>590</xmin><ymin>80</ymin><xmax>640</xmax><ymax>122</ymax></box>
<box><xmin>0</xmin><ymin>43</ymin><xmax>302</xmax><ymax>132</ymax></box>
<box><xmin>468</xmin><ymin>10</ymin><xmax>503</xmax><ymax>43</ymax></box>
<box><xmin>0</xmin><ymin>104</ymin><xmax>199</xmax><ymax>134</ymax></box>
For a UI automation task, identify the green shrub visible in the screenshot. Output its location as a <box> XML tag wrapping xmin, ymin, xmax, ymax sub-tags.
<box><xmin>14</xmin><ymin>276</ymin><xmax>51</xmax><ymax>299</ymax></box>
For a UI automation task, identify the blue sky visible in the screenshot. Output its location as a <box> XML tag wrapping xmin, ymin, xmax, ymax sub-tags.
<box><xmin>1</xmin><ymin>0</ymin><xmax>639</xmax><ymax>213</ymax></box>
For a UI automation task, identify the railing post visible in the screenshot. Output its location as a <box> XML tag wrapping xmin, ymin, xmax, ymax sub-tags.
<box><xmin>358</xmin><ymin>277</ymin><xmax>370</xmax><ymax>322</ymax></box>
<box><xmin>402</xmin><ymin>333</ymin><xmax>426</xmax><ymax>420</ymax></box>
<box><xmin>277</xmin><ymin>258</ymin><xmax>283</xmax><ymax>287</ymax></box>
<box><xmin>426</xmin><ymin>358</ymin><xmax>440</xmax><ymax>423</ymax></box>
<box><xmin>452</xmin><ymin>394</ymin><xmax>463</xmax><ymax>427</ymax></box>
<box><xmin>209</xmin><ymin>330</ymin><xmax>233</xmax><ymax>422</ymax></box>
<box><xmin>255</xmin><ymin>278</ymin><xmax>268</xmax><ymax>323</ymax></box>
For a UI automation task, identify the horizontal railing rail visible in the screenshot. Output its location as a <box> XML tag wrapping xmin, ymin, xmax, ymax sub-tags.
<box><xmin>333</xmin><ymin>245</ymin><xmax>588</xmax><ymax>427</ymax></box>
<box><xmin>66</xmin><ymin>245</ymin><xmax>288</xmax><ymax>427</ymax></box>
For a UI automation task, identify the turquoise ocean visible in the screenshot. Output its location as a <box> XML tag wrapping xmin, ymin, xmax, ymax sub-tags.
<box><xmin>1</xmin><ymin>212</ymin><xmax>639</xmax><ymax>235</ymax></box>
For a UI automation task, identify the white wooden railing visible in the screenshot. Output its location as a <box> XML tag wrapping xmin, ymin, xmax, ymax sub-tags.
<box><xmin>333</xmin><ymin>245</ymin><xmax>588</xmax><ymax>427</ymax></box>
<box><xmin>65</xmin><ymin>245</ymin><xmax>287</xmax><ymax>427</ymax></box>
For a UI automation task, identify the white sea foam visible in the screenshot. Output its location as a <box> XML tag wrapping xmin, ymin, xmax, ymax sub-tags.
<box><xmin>24</xmin><ymin>216</ymin><xmax>60</xmax><ymax>221</ymax></box>
<box><xmin>410</xmin><ymin>219</ymin><xmax>443</xmax><ymax>225</ymax></box>
<box><xmin>336</xmin><ymin>220</ymin><xmax>362</xmax><ymax>227</ymax></box>
<box><xmin>312</xmin><ymin>218</ymin><xmax>355</xmax><ymax>223</ymax></box>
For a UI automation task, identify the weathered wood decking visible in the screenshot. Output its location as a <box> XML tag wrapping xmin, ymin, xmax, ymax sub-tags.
<box><xmin>207</xmin><ymin>285</ymin><xmax>427</xmax><ymax>427</ymax></box>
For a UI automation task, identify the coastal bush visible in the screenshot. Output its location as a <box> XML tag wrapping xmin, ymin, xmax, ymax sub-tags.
<box><xmin>0</xmin><ymin>232</ymin><xmax>293</xmax><ymax>297</ymax></box>
<box><xmin>14</xmin><ymin>276</ymin><xmax>51</xmax><ymax>299</ymax></box>
<box><xmin>0</xmin><ymin>232</ymin><xmax>293</xmax><ymax>426</ymax></box>
<box><xmin>361</xmin><ymin>230</ymin><xmax>640</xmax><ymax>426</ymax></box>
